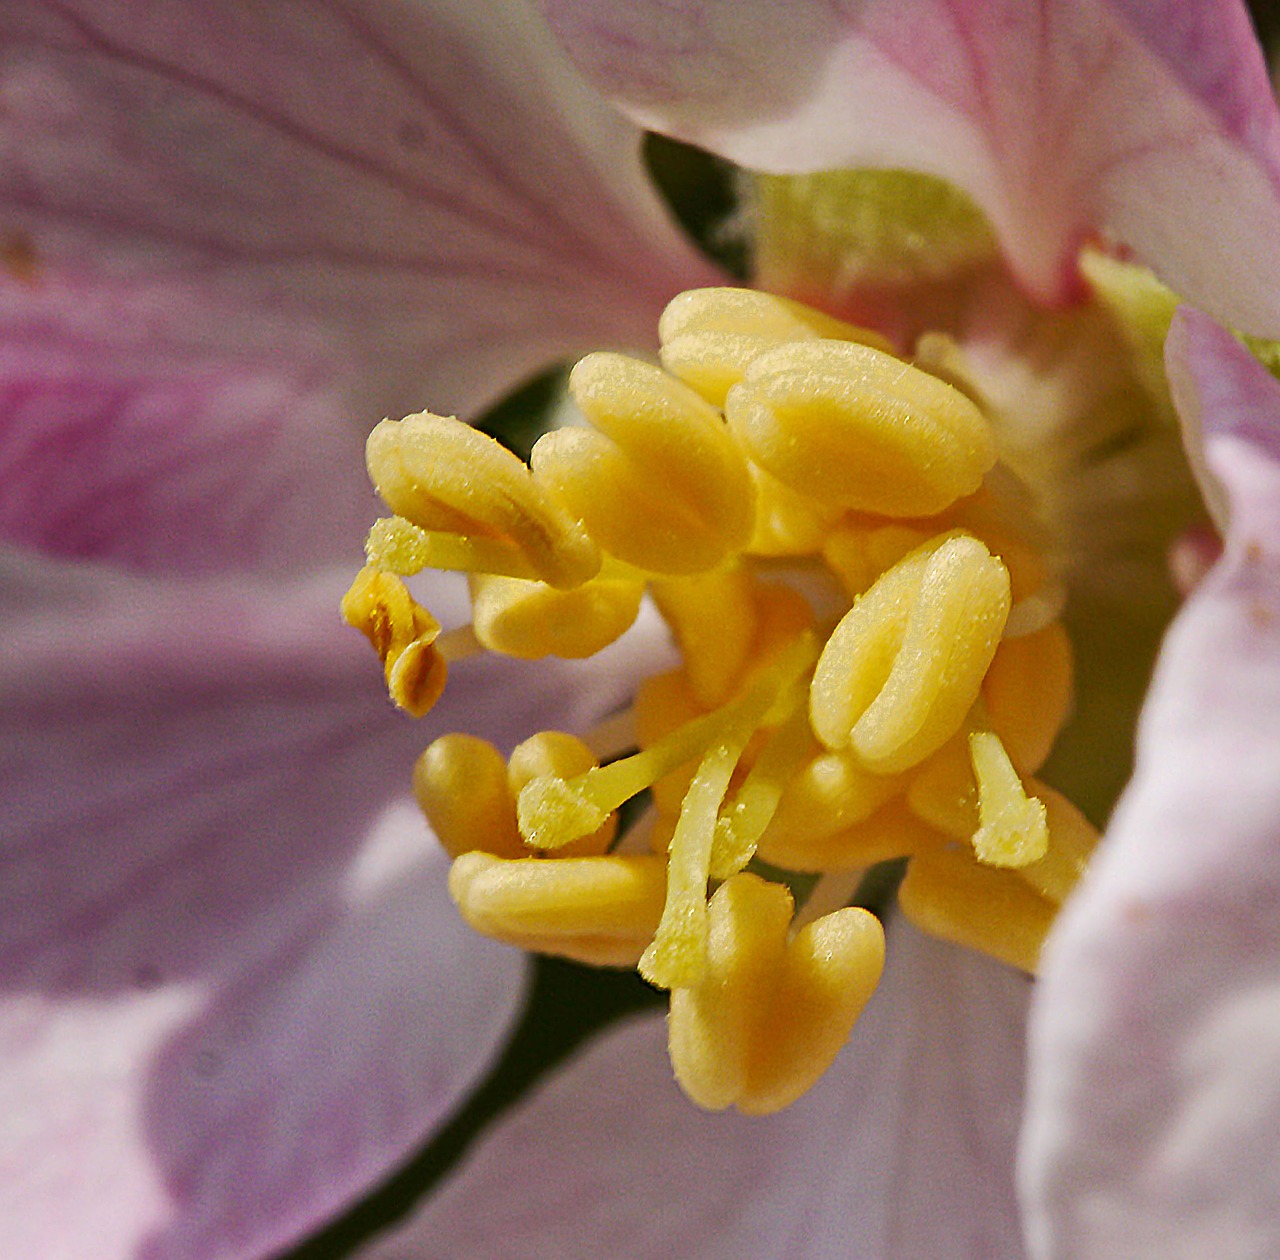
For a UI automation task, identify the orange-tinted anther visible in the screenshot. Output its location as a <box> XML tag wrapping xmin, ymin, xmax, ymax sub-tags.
<box><xmin>414</xmin><ymin>734</ymin><xmax>524</xmax><ymax>860</ymax></box>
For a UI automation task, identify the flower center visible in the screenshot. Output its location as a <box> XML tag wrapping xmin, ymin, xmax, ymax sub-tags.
<box><xmin>342</xmin><ymin>286</ymin><xmax>1100</xmax><ymax>1114</ymax></box>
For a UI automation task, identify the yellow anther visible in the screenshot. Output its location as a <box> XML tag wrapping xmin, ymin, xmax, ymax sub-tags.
<box><xmin>811</xmin><ymin>535</ymin><xmax>1011</xmax><ymax>773</ymax></box>
<box><xmin>414</xmin><ymin>734</ymin><xmax>525</xmax><ymax>861</ymax></box>
<box><xmin>1015</xmin><ymin>782</ymin><xmax>1099</xmax><ymax>904</ymax></box>
<box><xmin>667</xmin><ymin>873</ymin><xmax>884</xmax><ymax>1114</ymax></box>
<box><xmin>531</xmin><ymin>353</ymin><xmax>756</xmax><ymax>574</ymax></box>
<box><xmin>822</xmin><ymin>518</ymin><xmax>936</xmax><ymax>597</ymax></box>
<box><xmin>469</xmin><ymin>571</ymin><xmax>644</xmax><ymax>660</ymax></box>
<box><xmin>756</xmin><ymin>798</ymin><xmax>946</xmax><ymax>873</ymax></box>
<box><xmin>366</xmin><ymin>411</ymin><xmax>600</xmax><ymax>589</ymax></box>
<box><xmin>638</xmin><ymin>637</ymin><xmax>817</xmax><ymax>990</ymax></box>
<box><xmin>340</xmin><ymin>566</ymin><xmax>447</xmax><ymax>717</ymax></box>
<box><xmin>736</xmin><ymin>581</ymin><xmax>819</xmax><ymax>692</ymax></box>
<box><xmin>982</xmin><ymin>623</ymin><xmax>1074</xmax><ymax>774</ymax></box>
<box><xmin>904</xmin><ymin>729</ymin><xmax>979</xmax><ymax>840</ymax></box>
<box><xmin>365</xmin><ymin>515</ymin><xmax>539</xmax><ymax>582</ymax></box>
<box><xmin>969</xmin><ymin>731</ymin><xmax>1049</xmax><ymax>867</ymax></box>
<box><xmin>747</xmin><ymin>463</ymin><xmax>839</xmax><ymax>556</ymax></box>
<box><xmin>658</xmin><ymin>287</ymin><xmax>893</xmax><ymax>408</ymax></box>
<box><xmin>742</xmin><ymin>903</ymin><xmax>884</xmax><ymax>1114</ymax></box>
<box><xmin>651</xmin><ymin>566</ymin><xmax>758</xmax><ymax>709</ymax></box>
<box><xmin>899</xmin><ymin>844</ymin><xmax>1055</xmax><ymax>973</ymax></box>
<box><xmin>448</xmin><ymin>852</ymin><xmax>667</xmax><ymax>968</ymax></box>
<box><xmin>758</xmin><ymin>746</ymin><xmax>902</xmax><ymax>855</ymax></box>
<box><xmin>508</xmin><ymin>732</ymin><xmax>617</xmax><ymax>858</ymax></box>
<box><xmin>944</xmin><ymin>491</ymin><xmax>1048</xmax><ymax>604</ymax></box>
<box><xmin>725</xmin><ymin>339</ymin><xmax>996</xmax><ymax>517</ymax></box>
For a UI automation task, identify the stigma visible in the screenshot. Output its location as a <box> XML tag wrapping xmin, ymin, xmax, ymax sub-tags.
<box><xmin>342</xmin><ymin>287</ymin><xmax>1099</xmax><ymax>1114</ymax></box>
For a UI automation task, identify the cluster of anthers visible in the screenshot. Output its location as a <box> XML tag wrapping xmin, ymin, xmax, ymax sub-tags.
<box><xmin>342</xmin><ymin>287</ymin><xmax>1099</xmax><ymax>1114</ymax></box>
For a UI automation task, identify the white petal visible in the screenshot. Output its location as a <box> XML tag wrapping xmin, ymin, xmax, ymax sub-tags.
<box><xmin>1022</xmin><ymin>311</ymin><xmax>1280</xmax><ymax>1257</ymax></box>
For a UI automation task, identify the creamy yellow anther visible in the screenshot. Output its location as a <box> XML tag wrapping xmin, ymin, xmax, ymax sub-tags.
<box><xmin>531</xmin><ymin>353</ymin><xmax>756</xmax><ymax>574</ymax></box>
<box><xmin>811</xmin><ymin>535</ymin><xmax>1010</xmax><ymax>772</ymax></box>
<box><xmin>969</xmin><ymin>731</ymin><xmax>1049</xmax><ymax>867</ymax></box>
<box><xmin>725</xmin><ymin>340</ymin><xmax>996</xmax><ymax>517</ymax></box>
<box><xmin>667</xmin><ymin>873</ymin><xmax>884</xmax><ymax>1114</ymax></box>
<box><xmin>747</xmin><ymin>463</ymin><xmax>839</xmax><ymax>555</ymax></box>
<box><xmin>658</xmin><ymin>286</ymin><xmax>893</xmax><ymax>408</ymax></box>
<box><xmin>651</xmin><ymin>567</ymin><xmax>758</xmax><ymax>708</ymax></box>
<box><xmin>448</xmin><ymin>852</ymin><xmax>667</xmax><ymax>967</ymax></box>
<box><xmin>639</xmin><ymin>637</ymin><xmax>817</xmax><ymax>990</ymax></box>
<box><xmin>1015</xmin><ymin>783</ymin><xmax>1099</xmax><ymax>904</ymax></box>
<box><xmin>469</xmin><ymin>571</ymin><xmax>644</xmax><ymax>660</ymax></box>
<box><xmin>899</xmin><ymin>845</ymin><xmax>1055</xmax><ymax>973</ymax></box>
<box><xmin>757</xmin><ymin>798</ymin><xmax>946</xmax><ymax>873</ymax></box>
<box><xmin>366</xmin><ymin>412</ymin><xmax>599</xmax><ymax>589</ymax></box>
<box><xmin>340</xmin><ymin>566</ymin><xmax>446</xmax><ymax>717</ymax></box>
<box><xmin>822</xmin><ymin>519</ymin><xmax>935</xmax><ymax>597</ymax></box>
<box><xmin>759</xmin><ymin>746</ymin><xmax>902</xmax><ymax>853</ymax></box>
<box><xmin>414</xmin><ymin>734</ymin><xmax>525</xmax><ymax>860</ymax></box>
<box><xmin>982</xmin><ymin>623</ymin><xmax>1073</xmax><ymax>773</ymax></box>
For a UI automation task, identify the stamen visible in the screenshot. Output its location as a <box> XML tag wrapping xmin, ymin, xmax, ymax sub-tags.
<box><xmin>982</xmin><ymin>623</ymin><xmax>1073</xmax><ymax>773</ymax></box>
<box><xmin>416</xmin><ymin>730</ymin><xmax>618</xmax><ymax>861</ymax></box>
<box><xmin>810</xmin><ymin>534</ymin><xmax>1011</xmax><ymax>772</ymax></box>
<box><xmin>899</xmin><ymin>844</ymin><xmax>1055</xmax><ymax>973</ymax></box>
<box><xmin>530</xmin><ymin>353</ymin><xmax>756</xmax><ymax>574</ymax></box>
<box><xmin>414</xmin><ymin>734</ymin><xmax>525</xmax><ymax>861</ymax></box>
<box><xmin>726</xmin><ymin>340</ymin><xmax>997</xmax><ymax>517</ymax></box>
<box><xmin>657</xmin><ymin>286</ymin><xmax>893</xmax><ymax>407</ymax></box>
<box><xmin>757</xmin><ymin>798</ymin><xmax>946</xmax><ymax>873</ymax></box>
<box><xmin>448</xmin><ymin>852</ymin><xmax>667</xmax><ymax>968</ymax></box>
<box><xmin>1016</xmin><ymin>783</ymin><xmax>1099</xmax><ymax>903</ymax></box>
<box><xmin>469</xmin><ymin>572</ymin><xmax>645</xmax><ymax>659</ymax></box>
<box><xmin>366</xmin><ymin>412</ymin><xmax>600</xmax><ymax>589</ymax></box>
<box><xmin>340</xmin><ymin>281</ymin><xmax>1105</xmax><ymax>1112</ymax></box>
<box><xmin>667</xmin><ymin>873</ymin><xmax>884</xmax><ymax>1114</ymax></box>
<box><xmin>340</xmin><ymin>566</ymin><xmax>447</xmax><ymax>716</ymax></box>
<box><xmin>651</xmin><ymin>566</ymin><xmax>758</xmax><ymax>708</ymax></box>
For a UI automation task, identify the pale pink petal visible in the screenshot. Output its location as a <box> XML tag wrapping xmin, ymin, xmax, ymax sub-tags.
<box><xmin>543</xmin><ymin>0</ymin><xmax>1280</xmax><ymax>332</ymax></box>
<box><xmin>1021</xmin><ymin>309</ymin><xmax>1280</xmax><ymax>1257</ymax></box>
<box><xmin>0</xmin><ymin>0</ymin><xmax>719</xmax><ymax>573</ymax></box>
<box><xmin>360</xmin><ymin>923</ymin><xmax>1030</xmax><ymax>1260</ymax></box>
<box><xmin>0</xmin><ymin>552</ymin><xmax>664</xmax><ymax>1260</ymax></box>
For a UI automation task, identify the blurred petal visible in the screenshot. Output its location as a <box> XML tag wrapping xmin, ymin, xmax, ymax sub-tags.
<box><xmin>0</xmin><ymin>552</ymin><xmax>664</xmax><ymax>1260</ymax></box>
<box><xmin>0</xmin><ymin>0</ymin><xmax>718</xmax><ymax>573</ymax></box>
<box><xmin>543</xmin><ymin>0</ymin><xmax>1280</xmax><ymax>332</ymax></box>
<box><xmin>362</xmin><ymin>923</ymin><xmax>1029</xmax><ymax>1260</ymax></box>
<box><xmin>1021</xmin><ymin>310</ymin><xmax>1280</xmax><ymax>1257</ymax></box>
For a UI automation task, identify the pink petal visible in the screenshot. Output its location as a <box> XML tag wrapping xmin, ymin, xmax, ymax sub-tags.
<box><xmin>543</xmin><ymin>0</ymin><xmax>1280</xmax><ymax>332</ymax></box>
<box><xmin>1021</xmin><ymin>309</ymin><xmax>1280</xmax><ymax>1256</ymax></box>
<box><xmin>360</xmin><ymin>923</ymin><xmax>1030</xmax><ymax>1260</ymax></box>
<box><xmin>0</xmin><ymin>0</ymin><xmax>719</xmax><ymax>573</ymax></box>
<box><xmin>0</xmin><ymin>552</ymin><xmax>663</xmax><ymax>1260</ymax></box>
